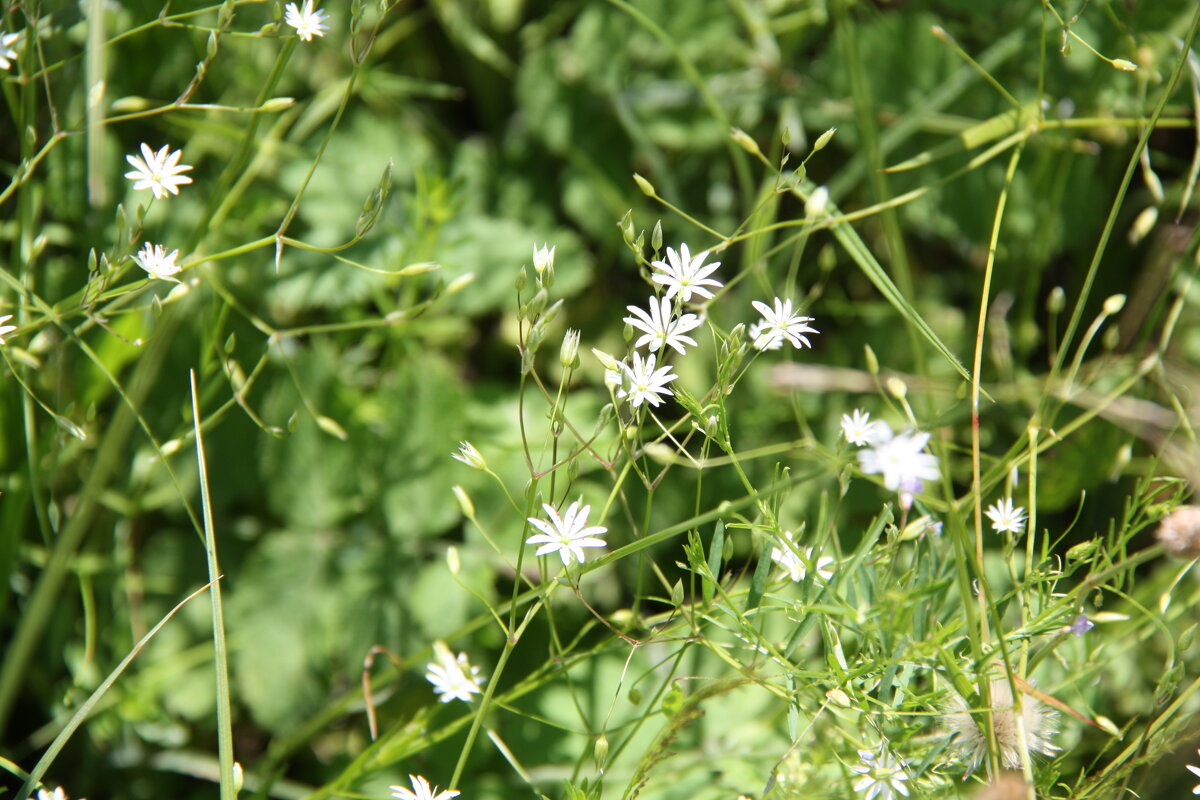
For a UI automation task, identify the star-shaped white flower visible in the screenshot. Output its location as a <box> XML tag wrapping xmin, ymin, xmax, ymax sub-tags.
<box><xmin>425</xmin><ymin>641</ymin><xmax>484</xmax><ymax>703</ymax></box>
<box><xmin>1186</xmin><ymin>748</ymin><xmax>1200</xmax><ymax>794</ymax></box>
<box><xmin>624</xmin><ymin>296</ymin><xmax>701</xmax><ymax>355</ymax></box>
<box><xmin>650</xmin><ymin>243</ymin><xmax>723</xmax><ymax>302</ymax></box>
<box><xmin>850</xmin><ymin>748</ymin><xmax>910</xmax><ymax>800</ymax></box>
<box><xmin>985</xmin><ymin>497</ymin><xmax>1027</xmax><ymax>534</ymax></box>
<box><xmin>841</xmin><ymin>409</ymin><xmax>888</xmax><ymax>447</ymax></box>
<box><xmin>526</xmin><ymin>499</ymin><xmax>608</xmax><ymax>566</ymax></box>
<box><xmin>0</xmin><ymin>30</ymin><xmax>19</xmax><ymax>70</ymax></box>
<box><xmin>389</xmin><ymin>775</ymin><xmax>460</xmax><ymax>800</ymax></box>
<box><xmin>618</xmin><ymin>351</ymin><xmax>677</xmax><ymax>408</ymax></box>
<box><xmin>284</xmin><ymin>0</ymin><xmax>329</xmax><ymax>41</ymax></box>
<box><xmin>750</xmin><ymin>297</ymin><xmax>818</xmax><ymax>350</ymax></box>
<box><xmin>857</xmin><ymin>428</ymin><xmax>939</xmax><ymax>493</ymax></box>
<box><xmin>0</xmin><ymin>314</ymin><xmax>17</xmax><ymax>344</ymax></box>
<box><xmin>770</xmin><ymin>532</ymin><xmax>834</xmax><ymax>584</ymax></box>
<box><xmin>133</xmin><ymin>243</ymin><xmax>183</xmax><ymax>281</ymax></box>
<box><xmin>124</xmin><ymin>143</ymin><xmax>193</xmax><ymax>199</ymax></box>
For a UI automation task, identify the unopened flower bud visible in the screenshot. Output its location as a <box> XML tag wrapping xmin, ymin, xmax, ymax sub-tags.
<box><xmin>632</xmin><ymin>173</ymin><xmax>657</xmax><ymax>197</ymax></box>
<box><xmin>864</xmin><ymin>344</ymin><xmax>879</xmax><ymax>375</ymax></box>
<box><xmin>805</xmin><ymin>185</ymin><xmax>830</xmax><ymax>217</ymax></box>
<box><xmin>730</xmin><ymin>127</ymin><xmax>763</xmax><ymax>159</ymax></box>
<box><xmin>560</xmin><ymin>328</ymin><xmax>581</xmax><ymax>368</ymax></box>
<box><xmin>1111</xmin><ymin>58</ymin><xmax>1137</xmax><ymax>72</ymax></box>
<box><xmin>451</xmin><ymin>485</ymin><xmax>475</xmax><ymax>519</ymax></box>
<box><xmin>446</xmin><ymin>272</ymin><xmax>475</xmax><ymax>294</ymax></box>
<box><xmin>812</xmin><ymin>126</ymin><xmax>837</xmax><ymax>152</ymax></box>
<box><xmin>532</xmin><ymin>242</ymin><xmax>556</xmax><ymax>276</ymax></box>
<box><xmin>1102</xmin><ymin>294</ymin><xmax>1126</xmax><ymax>315</ymax></box>
<box><xmin>1156</xmin><ymin>505</ymin><xmax>1200</xmax><ymax>559</ymax></box>
<box><xmin>446</xmin><ymin>545</ymin><xmax>461</xmax><ymax>576</ymax></box>
<box><xmin>1047</xmin><ymin>286</ymin><xmax>1065</xmax><ymax>313</ymax></box>
<box><xmin>452</xmin><ymin>441</ymin><xmax>487</xmax><ymax>471</ymax></box>
<box><xmin>885</xmin><ymin>375</ymin><xmax>907</xmax><ymax>399</ymax></box>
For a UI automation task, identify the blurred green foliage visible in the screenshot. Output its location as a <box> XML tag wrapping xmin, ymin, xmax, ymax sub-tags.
<box><xmin>3</xmin><ymin>0</ymin><xmax>1200</xmax><ymax>799</ymax></box>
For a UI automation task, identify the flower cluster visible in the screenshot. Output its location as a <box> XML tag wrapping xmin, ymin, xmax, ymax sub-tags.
<box><xmin>940</xmin><ymin>677</ymin><xmax>1060</xmax><ymax>772</ymax></box>
<box><xmin>842</xmin><ymin>410</ymin><xmax>939</xmax><ymax>496</ymax></box>
<box><xmin>123</xmin><ymin>143</ymin><xmax>194</xmax><ymax>281</ymax></box>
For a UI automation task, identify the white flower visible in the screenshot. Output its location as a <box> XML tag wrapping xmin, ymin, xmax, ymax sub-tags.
<box><xmin>841</xmin><ymin>409</ymin><xmax>888</xmax><ymax>447</ymax></box>
<box><xmin>284</xmin><ymin>0</ymin><xmax>329</xmax><ymax>41</ymax></box>
<box><xmin>133</xmin><ymin>243</ymin><xmax>183</xmax><ymax>281</ymax></box>
<box><xmin>0</xmin><ymin>30</ymin><xmax>19</xmax><ymax>70</ymax></box>
<box><xmin>650</xmin><ymin>243</ymin><xmax>723</xmax><ymax>302</ymax></box>
<box><xmin>941</xmin><ymin>678</ymin><xmax>1060</xmax><ymax>773</ymax></box>
<box><xmin>618</xmin><ymin>351</ymin><xmax>677</xmax><ymax>408</ymax></box>
<box><xmin>389</xmin><ymin>775</ymin><xmax>460</xmax><ymax>800</ymax></box>
<box><xmin>850</xmin><ymin>748</ymin><xmax>910</xmax><ymax>800</ymax></box>
<box><xmin>0</xmin><ymin>314</ymin><xmax>17</xmax><ymax>344</ymax></box>
<box><xmin>624</xmin><ymin>296</ymin><xmax>701</xmax><ymax>355</ymax></box>
<box><xmin>526</xmin><ymin>498</ymin><xmax>608</xmax><ymax>565</ymax></box>
<box><xmin>1187</xmin><ymin>749</ymin><xmax>1200</xmax><ymax>794</ymax></box>
<box><xmin>425</xmin><ymin>641</ymin><xmax>484</xmax><ymax>703</ymax></box>
<box><xmin>533</xmin><ymin>242</ymin><xmax>556</xmax><ymax>275</ymax></box>
<box><xmin>857</xmin><ymin>428</ymin><xmax>939</xmax><ymax>493</ymax></box>
<box><xmin>985</xmin><ymin>497</ymin><xmax>1027</xmax><ymax>534</ymax></box>
<box><xmin>36</xmin><ymin>789</ymin><xmax>68</xmax><ymax>800</ymax></box>
<box><xmin>124</xmin><ymin>143</ymin><xmax>193</xmax><ymax>199</ymax></box>
<box><xmin>750</xmin><ymin>297</ymin><xmax>818</xmax><ymax>350</ymax></box>
<box><xmin>451</xmin><ymin>441</ymin><xmax>487</xmax><ymax>471</ymax></box>
<box><xmin>770</xmin><ymin>531</ymin><xmax>834</xmax><ymax>584</ymax></box>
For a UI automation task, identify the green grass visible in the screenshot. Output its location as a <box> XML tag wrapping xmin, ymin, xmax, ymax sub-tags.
<box><xmin>3</xmin><ymin>1</ymin><xmax>1200</xmax><ymax>799</ymax></box>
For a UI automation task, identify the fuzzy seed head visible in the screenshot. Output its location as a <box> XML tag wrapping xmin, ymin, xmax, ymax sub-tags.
<box><xmin>941</xmin><ymin>678</ymin><xmax>1060</xmax><ymax>773</ymax></box>
<box><xmin>1156</xmin><ymin>505</ymin><xmax>1200</xmax><ymax>559</ymax></box>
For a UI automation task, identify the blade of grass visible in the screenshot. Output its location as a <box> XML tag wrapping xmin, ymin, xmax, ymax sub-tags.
<box><xmin>191</xmin><ymin>369</ymin><xmax>237</xmax><ymax>800</ymax></box>
<box><xmin>17</xmin><ymin>580</ymin><xmax>217</xmax><ymax>800</ymax></box>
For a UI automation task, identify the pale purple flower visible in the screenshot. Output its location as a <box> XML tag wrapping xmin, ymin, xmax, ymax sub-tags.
<box><xmin>624</xmin><ymin>296</ymin><xmax>701</xmax><ymax>355</ymax></box>
<box><xmin>650</xmin><ymin>243</ymin><xmax>723</xmax><ymax>302</ymax></box>
<box><xmin>857</xmin><ymin>428</ymin><xmax>939</xmax><ymax>492</ymax></box>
